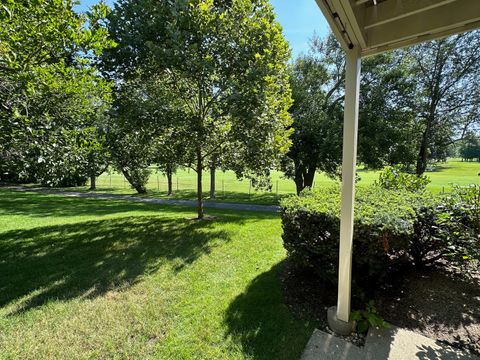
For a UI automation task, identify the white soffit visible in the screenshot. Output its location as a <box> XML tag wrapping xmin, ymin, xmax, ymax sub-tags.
<box><xmin>315</xmin><ymin>0</ymin><xmax>480</xmax><ymax>57</ymax></box>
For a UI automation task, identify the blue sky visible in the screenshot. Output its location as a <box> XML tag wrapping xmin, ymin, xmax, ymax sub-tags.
<box><xmin>75</xmin><ymin>0</ymin><xmax>329</xmax><ymax>59</ymax></box>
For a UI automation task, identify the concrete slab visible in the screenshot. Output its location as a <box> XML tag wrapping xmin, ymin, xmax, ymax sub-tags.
<box><xmin>365</xmin><ymin>326</ymin><xmax>479</xmax><ymax>360</ymax></box>
<box><xmin>301</xmin><ymin>329</ymin><xmax>364</xmax><ymax>360</ymax></box>
<box><xmin>301</xmin><ymin>326</ymin><xmax>479</xmax><ymax>360</ymax></box>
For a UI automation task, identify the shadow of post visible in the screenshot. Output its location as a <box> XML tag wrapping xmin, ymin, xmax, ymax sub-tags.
<box><xmin>224</xmin><ymin>261</ymin><xmax>317</xmax><ymax>360</ymax></box>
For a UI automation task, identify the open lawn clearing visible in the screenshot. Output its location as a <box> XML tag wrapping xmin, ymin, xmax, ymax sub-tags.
<box><xmin>0</xmin><ymin>189</ymin><xmax>315</xmax><ymax>359</ymax></box>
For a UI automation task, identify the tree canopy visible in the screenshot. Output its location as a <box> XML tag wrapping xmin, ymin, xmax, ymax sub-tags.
<box><xmin>405</xmin><ymin>31</ymin><xmax>480</xmax><ymax>174</ymax></box>
<box><xmin>0</xmin><ymin>0</ymin><xmax>113</xmax><ymax>185</ymax></box>
<box><xmin>105</xmin><ymin>0</ymin><xmax>293</xmax><ymax>218</ymax></box>
<box><xmin>284</xmin><ymin>34</ymin><xmax>343</xmax><ymax>195</ymax></box>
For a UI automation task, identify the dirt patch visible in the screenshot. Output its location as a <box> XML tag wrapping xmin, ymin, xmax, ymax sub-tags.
<box><xmin>280</xmin><ymin>261</ymin><xmax>366</xmax><ymax>347</ymax></box>
<box><xmin>376</xmin><ymin>265</ymin><xmax>480</xmax><ymax>356</ymax></box>
<box><xmin>282</xmin><ymin>261</ymin><xmax>480</xmax><ymax>355</ymax></box>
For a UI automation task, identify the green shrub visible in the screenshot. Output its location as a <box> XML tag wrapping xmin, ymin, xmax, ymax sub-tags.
<box><xmin>281</xmin><ymin>184</ymin><xmax>480</xmax><ymax>290</ymax></box>
<box><xmin>281</xmin><ymin>186</ymin><xmax>435</xmax><ymax>287</ymax></box>
<box><xmin>351</xmin><ymin>300</ymin><xmax>389</xmax><ymax>334</ymax></box>
<box><xmin>376</xmin><ymin>165</ymin><xmax>430</xmax><ymax>192</ymax></box>
<box><xmin>409</xmin><ymin>205</ymin><xmax>445</xmax><ymax>266</ymax></box>
<box><xmin>441</xmin><ymin>185</ymin><xmax>480</xmax><ymax>266</ymax></box>
<box><xmin>35</xmin><ymin>151</ymin><xmax>89</xmax><ymax>187</ymax></box>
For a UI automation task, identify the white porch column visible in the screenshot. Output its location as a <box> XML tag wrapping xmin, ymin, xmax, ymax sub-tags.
<box><xmin>336</xmin><ymin>48</ymin><xmax>361</xmax><ymax>323</ymax></box>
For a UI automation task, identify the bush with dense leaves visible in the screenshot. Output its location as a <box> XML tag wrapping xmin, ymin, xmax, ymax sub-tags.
<box><xmin>407</xmin><ymin>185</ymin><xmax>480</xmax><ymax>267</ymax></box>
<box><xmin>281</xmin><ymin>187</ymin><xmax>436</xmax><ymax>286</ymax></box>
<box><xmin>441</xmin><ymin>185</ymin><xmax>480</xmax><ymax>265</ymax></box>
<box><xmin>376</xmin><ymin>165</ymin><xmax>430</xmax><ymax>192</ymax></box>
<box><xmin>281</xmin><ymin>185</ymin><xmax>480</xmax><ymax>289</ymax></box>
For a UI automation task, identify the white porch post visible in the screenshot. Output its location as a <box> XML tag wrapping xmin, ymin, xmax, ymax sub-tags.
<box><xmin>336</xmin><ymin>48</ymin><xmax>361</xmax><ymax>323</ymax></box>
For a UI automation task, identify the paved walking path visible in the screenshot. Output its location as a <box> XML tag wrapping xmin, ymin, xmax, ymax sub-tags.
<box><xmin>301</xmin><ymin>326</ymin><xmax>478</xmax><ymax>360</ymax></box>
<box><xmin>4</xmin><ymin>186</ymin><xmax>280</xmax><ymax>213</ymax></box>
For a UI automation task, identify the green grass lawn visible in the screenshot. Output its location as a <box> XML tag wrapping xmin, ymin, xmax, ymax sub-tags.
<box><xmin>0</xmin><ymin>189</ymin><xmax>315</xmax><ymax>359</ymax></box>
<box><xmin>59</xmin><ymin>158</ymin><xmax>478</xmax><ymax>205</ymax></box>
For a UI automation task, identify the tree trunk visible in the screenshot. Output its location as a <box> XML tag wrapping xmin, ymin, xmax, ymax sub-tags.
<box><xmin>303</xmin><ymin>168</ymin><xmax>316</xmax><ymax>189</ymax></box>
<box><xmin>294</xmin><ymin>165</ymin><xmax>304</xmax><ymax>195</ymax></box>
<box><xmin>210</xmin><ymin>161</ymin><xmax>216</xmax><ymax>199</ymax></box>
<box><xmin>89</xmin><ymin>175</ymin><xmax>96</xmax><ymax>190</ymax></box>
<box><xmin>196</xmin><ymin>149</ymin><xmax>204</xmax><ymax>219</ymax></box>
<box><xmin>166</xmin><ymin>166</ymin><xmax>173</xmax><ymax>196</ymax></box>
<box><xmin>122</xmin><ymin>169</ymin><xmax>147</xmax><ymax>194</ymax></box>
<box><xmin>416</xmin><ymin>121</ymin><xmax>432</xmax><ymax>175</ymax></box>
<box><xmin>294</xmin><ymin>178</ymin><xmax>303</xmax><ymax>195</ymax></box>
<box><xmin>293</xmin><ymin>161</ymin><xmax>316</xmax><ymax>195</ymax></box>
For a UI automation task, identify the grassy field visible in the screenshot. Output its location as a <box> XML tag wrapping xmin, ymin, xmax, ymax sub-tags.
<box><xmin>0</xmin><ymin>189</ymin><xmax>315</xmax><ymax>359</ymax></box>
<box><xmin>64</xmin><ymin>158</ymin><xmax>479</xmax><ymax>205</ymax></box>
<box><xmin>1</xmin><ymin>160</ymin><xmax>477</xmax><ymax>358</ymax></box>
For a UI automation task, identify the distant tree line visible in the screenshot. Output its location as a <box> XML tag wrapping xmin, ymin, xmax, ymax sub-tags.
<box><xmin>459</xmin><ymin>134</ymin><xmax>480</xmax><ymax>162</ymax></box>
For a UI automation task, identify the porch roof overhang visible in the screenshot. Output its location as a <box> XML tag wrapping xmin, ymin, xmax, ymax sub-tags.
<box><xmin>315</xmin><ymin>0</ymin><xmax>480</xmax><ymax>57</ymax></box>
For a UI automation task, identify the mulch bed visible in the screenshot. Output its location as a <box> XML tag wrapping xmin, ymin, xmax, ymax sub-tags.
<box><xmin>281</xmin><ymin>260</ymin><xmax>480</xmax><ymax>356</ymax></box>
<box><xmin>376</xmin><ymin>263</ymin><xmax>480</xmax><ymax>356</ymax></box>
<box><xmin>280</xmin><ymin>261</ymin><xmax>366</xmax><ymax>347</ymax></box>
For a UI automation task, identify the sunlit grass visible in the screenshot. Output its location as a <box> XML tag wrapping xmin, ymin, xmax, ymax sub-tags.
<box><xmin>0</xmin><ymin>189</ymin><xmax>315</xmax><ymax>359</ymax></box>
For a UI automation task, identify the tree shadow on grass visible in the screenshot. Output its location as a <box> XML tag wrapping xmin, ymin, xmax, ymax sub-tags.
<box><xmin>224</xmin><ymin>261</ymin><xmax>317</xmax><ymax>360</ymax></box>
<box><xmin>0</xmin><ymin>189</ymin><xmax>192</xmax><ymax>218</ymax></box>
<box><xmin>0</xmin><ymin>215</ymin><xmax>237</xmax><ymax>315</ymax></box>
<box><xmin>10</xmin><ymin>186</ymin><xmax>287</xmax><ymax>206</ymax></box>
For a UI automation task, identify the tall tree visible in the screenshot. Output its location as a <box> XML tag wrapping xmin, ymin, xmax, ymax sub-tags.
<box><xmin>106</xmin><ymin>75</ymin><xmax>176</xmax><ymax>194</ymax></box>
<box><xmin>153</xmin><ymin>129</ymin><xmax>185</xmax><ymax>196</ymax></box>
<box><xmin>284</xmin><ymin>34</ymin><xmax>344</xmax><ymax>195</ymax></box>
<box><xmin>104</xmin><ymin>0</ymin><xmax>292</xmax><ymax>219</ymax></box>
<box><xmin>0</xmin><ymin>0</ymin><xmax>113</xmax><ymax>184</ymax></box>
<box><xmin>405</xmin><ymin>31</ymin><xmax>480</xmax><ymax>174</ymax></box>
<box><xmin>358</xmin><ymin>52</ymin><xmax>418</xmax><ymax>169</ymax></box>
<box><xmin>83</xmin><ymin>126</ymin><xmax>110</xmax><ymax>190</ymax></box>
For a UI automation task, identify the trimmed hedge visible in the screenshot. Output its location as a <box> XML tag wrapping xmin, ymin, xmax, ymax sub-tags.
<box><xmin>280</xmin><ymin>186</ymin><xmax>440</xmax><ymax>287</ymax></box>
<box><xmin>442</xmin><ymin>185</ymin><xmax>480</xmax><ymax>265</ymax></box>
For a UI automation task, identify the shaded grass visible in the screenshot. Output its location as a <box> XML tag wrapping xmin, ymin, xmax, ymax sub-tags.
<box><xmin>0</xmin><ymin>189</ymin><xmax>316</xmax><ymax>359</ymax></box>
<box><xmin>45</xmin><ymin>158</ymin><xmax>479</xmax><ymax>205</ymax></box>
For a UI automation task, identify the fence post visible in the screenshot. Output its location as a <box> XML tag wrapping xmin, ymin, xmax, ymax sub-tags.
<box><xmin>249</xmin><ymin>180</ymin><xmax>252</xmax><ymax>198</ymax></box>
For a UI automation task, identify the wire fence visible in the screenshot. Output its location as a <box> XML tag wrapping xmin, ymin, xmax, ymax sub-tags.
<box><xmin>89</xmin><ymin>169</ymin><xmax>304</xmax><ymax>199</ymax></box>
<box><xmin>86</xmin><ymin>161</ymin><xmax>475</xmax><ymax>199</ymax></box>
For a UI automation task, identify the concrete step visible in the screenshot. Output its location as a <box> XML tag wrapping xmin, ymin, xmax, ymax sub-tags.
<box><xmin>301</xmin><ymin>330</ymin><xmax>364</xmax><ymax>360</ymax></box>
<box><xmin>301</xmin><ymin>326</ymin><xmax>479</xmax><ymax>360</ymax></box>
<box><xmin>365</xmin><ymin>326</ymin><xmax>478</xmax><ymax>360</ymax></box>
